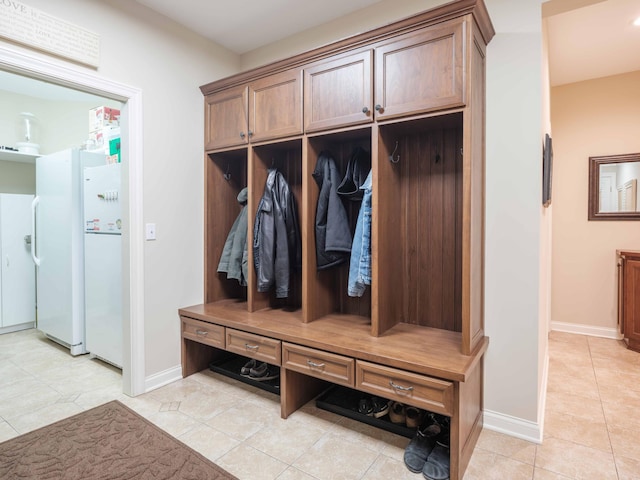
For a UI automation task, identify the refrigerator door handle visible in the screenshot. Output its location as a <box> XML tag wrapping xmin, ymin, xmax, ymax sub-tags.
<box><xmin>31</xmin><ymin>195</ymin><xmax>41</xmax><ymax>266</ymax></box>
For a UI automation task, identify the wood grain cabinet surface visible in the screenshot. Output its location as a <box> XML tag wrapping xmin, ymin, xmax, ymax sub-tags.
<box><xmin>304</xmin><ymin>50</ymin><xmax>373</xmax><ymax>132</ymax></box>
<box><xmin>374</xmin><ymin>18</ymin><xmax>465</xmax><ymax>120</ymax></box>
<box><xmin>204</xmin><ymin>85</ymin><xmax>248</xmax><ymax>150</ymax></box>
<box><xmin>248</xmin><ymin>68</ymin><xmax>303</xmax><ymax>143</ymax></box>
<box><xmin>205</xmin><ymin>69</ymin><xmax>302</xmax><ymax>150</ymax></box>
<box><xmin>226</xmin><ymin>328</ymin><xmax>282</xmax><ymax>365</ymax></box>
<box><xmin>282</xmin><ymin>342</ymin><xmax>355</xmax><ymax>387</ymax></box>
<box><xmin>618</xmin><ymin>250</ymin><xmax>640</xmax><ymax>352</ymax></box>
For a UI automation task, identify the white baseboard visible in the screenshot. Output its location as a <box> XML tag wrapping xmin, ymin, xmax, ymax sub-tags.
<box><xmin>482</xmin><ymin>339</ymin><xmax>556</xmax><ymax>445</ymax></box>
<box><xmin>0</xmin><ymin>322</ymin><xmax>35</xmax><ymax>335</ymax></box>
<box><xmin>483</xmin><ymin>409</ymin><xmax>543</xmax><ymax>444</ymax></box>
<box><xmin>550</xmin><ymin>321</ymin><xmax>623</xmax><ymax>340</ymax></box>
<box><xmin>144</xmin><ymin>365</ymin><xmax>183</xmax><ymax>393</ymax></box>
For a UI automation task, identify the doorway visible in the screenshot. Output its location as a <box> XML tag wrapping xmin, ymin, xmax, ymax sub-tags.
<box><xmin>0</xmin><ymin>44</ymin><xmax>144</xmax><ymax>396</ymax></box>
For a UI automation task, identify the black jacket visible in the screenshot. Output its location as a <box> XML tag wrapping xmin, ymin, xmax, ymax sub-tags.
<box><xmin>253</xmin><ymin>169</ymin><xmax>301</xmax><ymax>298</ymax></box>
<box><xmin>312</xmin><ymin>151</ymin><xmax>352</xmax><ymax>270</ymax></box>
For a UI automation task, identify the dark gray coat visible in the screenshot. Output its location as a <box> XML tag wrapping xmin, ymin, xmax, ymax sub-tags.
<box><xmin>312</xmin><ymin>151</ymin><xmax>352</xmax><ymax>270</ymax></box>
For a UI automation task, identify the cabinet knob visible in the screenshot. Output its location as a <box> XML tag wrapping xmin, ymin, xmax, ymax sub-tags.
<box><xmin>375</xmin><ymin>104</ymin><xmax>384</xmax><ymax>113</ymax></box>
<box><xmin>248</xmin><ymin>130</ymin><xmax>253</xmax><ymax>137</ymax></box>
<box><xmin>240</xmin><ymin>132</ymin><xmax>246</xmax><ymax>139</ymax></box>
<box><xmin>362</xmin><ymin>106</ymin><xmax>369</xmax><ymax>114</ymax></box>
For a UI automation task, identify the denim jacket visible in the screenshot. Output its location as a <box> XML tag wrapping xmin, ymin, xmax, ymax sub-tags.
<box><xmin>348</xmin><ymin>170</ymin><xmax>372</xmax><ymax>297</ymax></box>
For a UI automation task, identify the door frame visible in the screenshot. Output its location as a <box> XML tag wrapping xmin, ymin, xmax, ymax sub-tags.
<box><xmin>0</xmin><ymin>44</ymin><xmax>145</xmax><ymax>396</ymax></box>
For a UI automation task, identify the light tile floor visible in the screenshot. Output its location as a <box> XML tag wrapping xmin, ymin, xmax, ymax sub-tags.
<box><xmin>1</xmin><ymin>329</ymin><xmax>639</xmax><ymax>479</ymax></box>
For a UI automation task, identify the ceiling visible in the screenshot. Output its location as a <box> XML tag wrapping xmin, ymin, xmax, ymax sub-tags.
<box><xmin>545</xmin><ymin>0</ymin><xmax>640</xmax><ymax>86</ymax></box>
<box><xmin>134</xmin><ymin>0</ymin><xmax>640</xmax><ymax>87</ymax></box>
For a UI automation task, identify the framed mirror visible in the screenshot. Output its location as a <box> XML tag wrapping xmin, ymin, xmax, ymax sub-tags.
<box><xmin>588</xmin><ymin>153</ymin><xmax>640</xmax><ymax>220</ymax></box>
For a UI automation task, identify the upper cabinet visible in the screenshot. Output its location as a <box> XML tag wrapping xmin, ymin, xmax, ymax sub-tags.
<box><xmin>205</xmin><ymin>69</ymin><xmax>303</xmax><ymax>150</ymax></box>
<box><xmin>248</xmin><ymin>69</ymin><xmax>303</xmax><ymax>143</ymax></box>
<box><xmin>205</xmin><ymin>84</ymin><xmax>248</xmax><ymax>150</ymax></box>
<box><xmin>304</xmin><ymin>50</ymin><xmax>373</xmax><ymax>133</ymax></box>
<box><xmin>374</xmin><ymin>19</ymin><xmax>465</xmax><ymax>121</ymax></box>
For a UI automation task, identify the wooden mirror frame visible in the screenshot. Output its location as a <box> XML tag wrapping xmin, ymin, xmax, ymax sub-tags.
<box><xmin>588</xmin><ymin>153</ymin><xmax>640</xmax><ymax>221</ymax></box>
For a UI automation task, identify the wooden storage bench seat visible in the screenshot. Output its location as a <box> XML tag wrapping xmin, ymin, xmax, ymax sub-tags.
<box><xmin>179</xmin><ymin>302</ymin><xmax>488</xmax><ymax>480</ymax></box>
<box><xmin>181</xmin><ymin>2</ymin><xmax>494</xmax><ymax>478</ymax></box>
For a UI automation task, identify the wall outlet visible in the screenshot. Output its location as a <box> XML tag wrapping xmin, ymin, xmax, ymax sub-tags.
<box><xmin>145</xmin><ymin>223</ymin><xmax>156</xmax><ymax>240</ymax></box>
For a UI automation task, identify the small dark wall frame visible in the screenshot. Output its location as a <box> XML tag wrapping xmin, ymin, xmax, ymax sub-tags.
<box><xmin>588</xmin><ymin>153</ymin><xmax>640</xmax><ymax>221</ymax></box>
<box><xmin>542</xmin><ymin>134</ymin><xmax>553</xmax><ymax>207</ymax></box>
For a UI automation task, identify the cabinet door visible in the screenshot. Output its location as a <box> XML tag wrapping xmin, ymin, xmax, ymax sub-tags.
<box><xmin>304</xmin><ymin>50</ymin><xmax>373</xmax><ymax>133</ymax></box>
<box><xmin>248</xmin><ymin>68</ymin><xmax>302</xmax><ymax>143</ymax></box>
<box><xmin>374</xmin><ymin>19</ymin><xmax>465</xmax><ymax>121</ymax></box>
<box><xmin>623</xmin><ymin>257</ymin><xmax>640</xmax><ymax>352</ymax></box>
<box><xmin>205</xmin><ymin>84</ymin><xmax>249</xmax><ymax>150</ymax></box>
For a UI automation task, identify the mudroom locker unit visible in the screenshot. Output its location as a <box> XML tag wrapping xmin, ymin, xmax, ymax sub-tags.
<box><xmin>179</xmin><ymin>1</ymin><xmax>494</xmax><ymax>478</ymax></box>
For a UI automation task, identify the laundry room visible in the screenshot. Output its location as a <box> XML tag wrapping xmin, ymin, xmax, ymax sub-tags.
<box><xmin>0</xmin><ymin>70</ymin><xmax>124</xmax><ymax>369</ymax></box>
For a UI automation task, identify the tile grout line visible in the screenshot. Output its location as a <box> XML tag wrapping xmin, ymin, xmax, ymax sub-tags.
<box><xmin>587</xmin><ymin>337</ymin><xmax>621</xmax><ymax>480</ymax></box>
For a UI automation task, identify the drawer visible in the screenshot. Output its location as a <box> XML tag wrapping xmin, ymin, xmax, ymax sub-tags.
<box><xmin>226</xmin><ymin>329</ymin><xmax>281</xmax><ymax>366</ymax></box>
<box><xmin>181</xmin><ymin>317</ymin><xmax>225</xmax><ymax>349</ymax></box>
<box><xmin>282</xmin><ymin>343</ymin><xmax>355</xmax><ymax>387</ymax></box>
<box><xmin>356</xmin><ymin>360</ymin><xmax>454</xmax><ymax>416</ymax></box>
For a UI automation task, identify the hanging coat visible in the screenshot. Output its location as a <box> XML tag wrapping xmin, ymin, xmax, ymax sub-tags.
<box><xmin>253</xmin><ymin>169</ymin><xmax>301</xmax><ymax>298</ymax></box>
<box><xmin>217</xmin><ymin>187</ymin><xmax>248</xmax><ymax>286</ymax></box>
<box><xmin>312</xmin><ymin>151</ymin><xmax>352</xmax><ymax>270</ymax></box>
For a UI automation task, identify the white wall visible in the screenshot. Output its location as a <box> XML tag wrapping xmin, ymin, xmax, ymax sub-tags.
<box><xmin>0</xmin><ymin>0</ymin><xmax>239</xmax><ymax>383</ymax></box>
<box><xmin>242</xmin><ymin>0</ymin><xmax>548</xmax><ymax>439</ymax></box>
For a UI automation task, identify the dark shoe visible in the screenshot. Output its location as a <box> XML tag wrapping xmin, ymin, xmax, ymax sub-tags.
<box><xmin>371</xmin><ymin>397</ymin><xmax>390</xmax><ymax>418</ymax></box>
<box><xmin>240</xmin><ymin>358</ymin><xmax>257</xmax><ymax>377</ymax></box>
<box><xmin>389</xmin><ymin>401</ymin><xmax>406</xmax><ymax>424</ymax></box>
<box><xmin>422</xmin><ymin>414</ymin><xmax>451</xmax><ymax>480</ymax></box>
<box><xmin>358</xmin><ymin>398</ymin><xmax>374</xmax><ymax>416</ymax></box>
<box><xmin>406</xmin><ymin>407</ymin><xmax>425</xmax><ymax>428</ymax></box>
<box><xmin>403</xmin><ymin>419</ymin><xmax>440</xmax><ymax>473</ymax></box>
<box><xmin>249</xmin><ymin>362</ymin><xmax>279</xmax><ymax>381</ymax></box>
<box><xmin>422</xmin><ymin>443</ymin><xmax>450</xmax><ymax>480</ymax></box>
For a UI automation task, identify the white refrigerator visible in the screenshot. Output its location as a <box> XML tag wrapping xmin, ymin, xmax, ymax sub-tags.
<box><xmin>0</xmin><ymin>194</ymin><xmax>36</xmax><ymax>332</ymax></box>
<box><xmin>83</xmin><ymin>163</ymin><xmax>122</xmax><ymax>368</ymax></box>
<box><xmin>33</xmin><ymin>148</ymin><xmax>105</xmax><ymax>355</ymax></box>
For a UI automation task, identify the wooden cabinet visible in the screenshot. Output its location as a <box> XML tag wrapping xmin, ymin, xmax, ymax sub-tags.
<box><xmin>374</xmin><ymin>18</ymin><xmax>465</xmax><ymax>121</ymax></box>
<box><xmin>304</xmin><ymin>50</ymin><xmax>373</xmax><ymax>132</ymax></box>
<box><xmin>205</xmin><ymin>69</ymin><xmax>302</xmax><ymax>150</ymax></box>
<box><xmin>248</xmin><ymin>68</ymin><xmax>303</xmax><ymax>143</ymax></box>
<box><xmin>204</xmin><ymin>85</ymin><xmax>248</xmax><ymax>150</ymax></box>
<box><xmin>189</xmin><ymin>2</ymin><xmax>494</xmax><ymax>479</ymax></box>
<box><xmin>356</xmin><ymin>360</ymin><xmax>454</xmax><ymax>416</ymax></box>
<box><xmin>618</xmin><ymin>250</ymin><xmax>640</xmax><ymax>352</ymax></box>
<box><xmin>182</xmin><ymin>317</ymin><xmax>225</xmax><ymax>348</ymax></box>
<box><xmin>226</xmin><ymin>328</ymin><xmax>282</xmax><ymax>365</ymax></box>
<box><xmin>282</xmin><ymin>343</ymin><xmax>355</xmax><ymax>387</ymax></box>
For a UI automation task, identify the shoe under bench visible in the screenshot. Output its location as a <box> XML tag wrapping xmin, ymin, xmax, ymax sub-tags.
<box><xmin>179</xmin><ymin>300</ymin><xmax>488</xmax><ymax>480</ymax></box>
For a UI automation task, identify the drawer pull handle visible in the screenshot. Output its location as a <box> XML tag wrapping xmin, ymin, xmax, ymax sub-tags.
<box><xmin>245</xmin><ymin>344</ymin><xmax>259</xmax><ymax>351</ymax></box>
<box><xmin>195</xmin><ymin>330</ymin><xmax>208</xmax><ymax>336</ymax></box>
<box><xmin>306</xmin><ymin>360</ymin><xmax>325</xmax><ymax>369</ymax></box>
<box><xmin>389</xmin><ymin>380</ymin><xmax>414</xmax><ymax>392</ymax></box>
